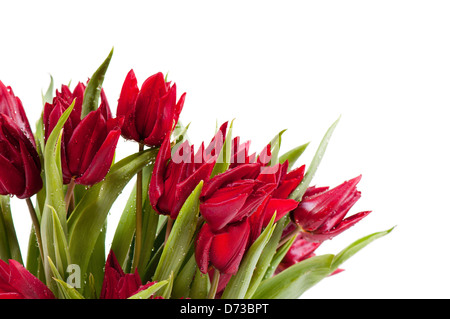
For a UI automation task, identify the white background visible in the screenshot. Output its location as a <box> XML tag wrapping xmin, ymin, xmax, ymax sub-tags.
<box><xmin>1</xmin><ymin>1</ymin><xmax>449</xmax><ymax>299</ymax></box>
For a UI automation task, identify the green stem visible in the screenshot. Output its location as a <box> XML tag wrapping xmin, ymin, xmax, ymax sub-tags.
<box><xmin>208</xmin><ymin>268</ymin><xmax>220</xmax><ymax>299</ymax></box>
<box><xmin>164</xmin><ymin>217</ymin><xmax>174</xmax><ymax>245</ymax></box>
<box><xmin>25</xmin><ymin>198</ymin><xmax>44</xmax><ymax>263</ymax></box>
<box><xmin>132</xmin><ymin>143</ymin><xmax>144</xmax><ymax>272</ymax></box>
<box><xmin>64</xmin><ymin>177</ymin><xmax>76</xmax><ymax>216</ymax></box>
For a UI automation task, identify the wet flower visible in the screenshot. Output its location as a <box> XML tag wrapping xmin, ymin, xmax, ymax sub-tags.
<box><xmin>117</xmin><ymin>70</ymin><xmax>185</xmax><ymax>147</ymax></box>
<box><xmin>291</xmin><ymin>175</ymin><xmax>371</xmax><ymax>242</ymax></box>
<box><xmin>0</xmin><ymin>259</ymin><xmax>54</xmax><ymax>299</ymax></box>
<box><xmin>100</xmin><ymin>250</ymin><xmax>157</xmax><ymax>299</ymax></box>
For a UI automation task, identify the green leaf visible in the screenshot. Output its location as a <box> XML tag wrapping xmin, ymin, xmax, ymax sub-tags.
<box><xmin>68</xmin><ymin>149</ymin><xmax>158</xmax><ymax>290</ymax></box>
<box><xmin>263</xmin><ymin>233</ymin><xmax>297</xmax><ymax>280</ymax></box>
<box><xmin>173</xmin><ymin>121</ymin><xmax>191</xmax><ymax>144</ymax></box>
<box><xmin>0</xmin><ymin>195</ymin><xmax>22</xmax><ymax>263</ymax></box>
<box><xmin>331</xmin><ymin>227</ymin><xmax>395</xmax><ymax>272</ymax></box>
<box><xmin>251</xmin><ymin>254</ymin><xmax>335</xmax><ymax>299</ymax></box>
<box><xmin>53</xmin><ymin>279</ymin><xmax>85</xmax><ymax>299</ymax></box>
<box><xmin>267</xmin><ymin>129</ymin><xmax>287</xmax><ymax>165</ymax></box>
<box><xmin>110</xmin><ymin>163</ymin><xmax>155</xmax><ymax>272</ymax></box>
<box><xmin>41</xmin><ymin>74</ymin><xmax>54</xmax><ymax>106</ymax></box>
<box><xmin>289</xmin><ymin>116</ymin><xmax>340</xmax><ymax>201</ymax></box>
<box><xmin>172</xmin><ymin>253</ymin><xmax>197</xmax><ymax>298</ymax></box>
<box><xmin>47</xmin><ymin>257</ymin><xmax>84</xmax><ymax>299</ymax></box>
<box><xmin>40</xmin><ymin>103</ymin><xmax>74</xmax><ymax>292</ymax></box>
<box><xmin>50</xmin><ymin>205</ymin><xmax>70</xmax><ymax>278</ymax></box>
<box><xmin>279</xmin><ymin>142</ymin><xmax>310</xmax><ymax>171</ymax></box>
<box><xmin>190</xmin><ymin>268</ymin><xmax>210</xmax><ymax>299</ymax></box>
<box><xmin>221</xmin><ymin>214</ymin><xmax>277</xmax><ymax>299</ymax></box>
<box><xmin>245</xmin><ymin>215</ymin><xmax>288</xmax><ymax>298</ymax></box>
<box><xmin>152</xmin><ymin>181</ymin><xmax>203</xmax><ymax>282</ymax></box>
<box><xmin>128</xmin><ymin>280</ymin><xmax>168</xmax><ymax>299</ymax></box>
<box><xmin>81</xmin><ymin>48</ymin><xmax>114</xmax><ymax>118</ymax></box>
<box><xmin>210</xmin><ymin>120</ymin><xmax>234</xmax><ymax>178</ymax></box>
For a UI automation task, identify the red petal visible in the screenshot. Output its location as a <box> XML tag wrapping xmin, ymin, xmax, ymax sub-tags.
<box><xmin>74</xmin><ymin>129</ymin><xmax>120</xmax><ymax>185</ymax></box>
<box><xmin>210</xmin><ymin>219</ymin><xmax>250</xmax><ymax>274</ymax></box>
<box><xmin>117</xmin><ymin>69</ymin><xmax>140</xmax><ymax>141</ymax></box>
<box><xmin>195</xmin><ymin>223</ymin><xmax>214</xmax><ymax>274</ymax></box>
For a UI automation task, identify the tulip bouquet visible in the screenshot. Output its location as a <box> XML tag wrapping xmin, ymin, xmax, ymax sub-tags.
<box><xmin>0</xmin><ymin>49</ymin><xmax>392</xmax><ymax>300</ymax></box>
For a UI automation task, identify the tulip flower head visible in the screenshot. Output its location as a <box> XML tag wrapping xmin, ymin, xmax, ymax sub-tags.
<box><xmin>100</xmin><ymin>250</ymin><xmax>157</xmax><ymax>299</ymax></box>
<box><xmin>149</xmin><ymin>122</ymin><xmax>228</xmax><ymax>219</ymax></box>
<box><xmin>0</xmin><ymin>259</ymin><xmax>54</xmax><ymax>299</ymax></box>
<box><xmin>117</xmin><ymin>70</ymin><xmax>186</xmax><ymax>147</ymax></box>
<box><xmin>43</xmin><ymin>83</ymin><xmax>122</xmax><ymax>185</ymax></box>
<box><xmin>292</xmin><ymin>175</ymin><xmax>371</xmax><ymax>242</ymax></box>
<box><xmin>0</xmin><ymin>81</ymin><xmax>42</xmax><ymax>198</ymax></box>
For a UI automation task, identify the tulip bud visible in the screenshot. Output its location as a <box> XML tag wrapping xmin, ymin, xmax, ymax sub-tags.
<box><xmin>43</xmin><ymin>83</ymin><xmax>121</xmax><ymax>185</ymax></box>
<box><xmin>195</xmin><ymin>219</ymin><xmax>250</xmax><ymax>275</ymax></box>
<box><xmin>149</xmin><ymin>122</ymin><xmax>227</xmax><ymax>219</ymax></box>
<box><xmin>0</xmin><ymin>82</ymin><xmax>42</xmax><ymax>198</ymax></box>
<box><xmin>292</xmin><ymin>175</ymin><xmax>371</xmax><ymax>242</ymax></box>
<box><xmin>117</xmin><ymin>70</ymin><xmax>185</xmax><ymax>147</ymax></box>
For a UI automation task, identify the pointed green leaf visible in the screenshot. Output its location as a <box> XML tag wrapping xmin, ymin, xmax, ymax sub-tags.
<box><xmin>68</xmin><ymin>149</ymin><xmax>158</xmax><ymax>289</ymax></box>
<box><xmin>41</xmin><ymin>74</ymin><xmax>54</xmax><ymax>106</ymax></box>
<box><xmin>331</xmin><ymin>227</ymin><xmax>395</xmax><ymax>272</ymax></box>
<box><xmin>289</xmin><ymin>116</ymin><xmax>340</xmax><ymax>201</ymax></box>
<box><xmin>263</xmin><ymin>233</ymin><xmax>297</xmax><ymax>281</ymax></box>
<box><xmin>245</xmin><ymin>215</ymin><xmax>289</xmax><ymax>298</ymax></box>
<box><xmin>172</xmin><ymin>253</ymin><xmax>197</xmax><ymax>299</ymax></box>
<box><xmin>53</xmin><ymin>278</ymin><xmax>85</xmax><ymax>299</ymax></box>
<box><xmin>128</xmin><ymin>280</ymin><xmax>168</xmax><ymax>299</ymax></box>
<box><xmin>173</xmin><ymin>121</ymin><xmax>191</xmax><ymax>144</ymax></box>
<box><xmin>190</xmin><ymin>267</ymin><xmax>210</xmax><ymax>299</ymax></box>
<box><xmin>221</xmin><ymin>214</ymin><xmax>277</xmax><ymax>299</ymax></box>
<box><xmin>0</xmin><ymin>195</ymin><xmax>22</xmax><ymax>263</ymax></box>
<box><xmin>252</xmin><ymin>254</ymin><xmax>335</xmax><ymax>299</ymax></box>
<box><xmin>153</xmin><ymin>181</ymin><xmax>203</xmax><ymax>282</ymax></box>
<box><xmin>279</xmin><ymin>142</ymin><xmax>310</xmax><ymax>171</ymax></box>
<box><xmin>50</xmin><ymin>205</ymin><xmax>70</xmax><ymax>278</ymax></box>
<box><xmin>211</xmin><ymin>120</ymin><xmax>234</xmax><ymax>178</ymax></box>
<box><xmin>41</xmin><ymin>103</ymin><xmax>74</xmax><ymax>291</ymax></box>
<box><xmin>81</xmin><ymin>48</ymin><xmax>114</xmax><ymax>118</ymax></box>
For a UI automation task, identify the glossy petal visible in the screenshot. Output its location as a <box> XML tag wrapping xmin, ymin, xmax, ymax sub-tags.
<box><xmin>209</xmin><ymin>219</ymin><xmax>250</xmax><ymax>274</ymax></box>
<box><xmin>117</xmin><ymin>69</ymin><xmax>140</xmax><ymax>141</ymax></box>
<box><xmin>0</xmin><ymin>259</ymin><xmax>54</xmax><ymax>299</ymax></box>
<box><xmin>74</xmin><ymin>128</ymin><xmax>121</xmax><ymax>185</ymax></box>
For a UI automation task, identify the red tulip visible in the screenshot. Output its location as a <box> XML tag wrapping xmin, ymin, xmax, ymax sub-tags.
<box><xmin>292</xmin><ymin>175</ymin><xmax>371</xmax><ymax>242</ymax></box>
<box><xmin>195</xmin><ymin>218</ymin><xmax>251</xmax><ymax>275</ymax></box>
<box><xmin>44</xmin><ymin>84</ymin><xmax>121</xmax><ymax>185</ymax></box>
<box><xmin>0</xmin><ymin>259</ymin><xmax>54</xmax><ymax>299</ymax></box>
<box><xmin>117</xmin><ymin>70</ymin><xmax>185</xmax><ymax>147</ymax></box>
<box><xmin>0</xmin><ymin>115</ymin><xmax>42</xmax><ymax>199</ymax></box>
<box><xmin>149</xmin><ymin>122</ymin><xmax>227</xmax><ymax>219</ymax></box>
<box><xmin>0</xmin><ymin>81</ymin><xmax>35</xmax><ymax>145</ymax></box>
<box><xmin>229</xmin><ymin>136</ymin><xmax>255</xmax><ymax>169</ymax></box>
<box><xmin>199</xmin><ymin>163</ymin><xmax>276</xmax><ymax>233</ymax></box>
<box><xmin>100</xmin><ymin>250</ymin><xmax>157</xmax><ymax>299</ymax></box>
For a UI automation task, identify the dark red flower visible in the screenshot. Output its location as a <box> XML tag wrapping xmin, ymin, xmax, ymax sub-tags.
<box><xmin>149</xmin><ymin>123</ymin><xmax>227</xmax><ymax>219</ymax></box>
<box><xmin>199</xmin><ymin>163</ymin><xmax>276</xmax><ymax>233</ymax></box>
<box><xmin>0</xmin><ymin>259</ymin><xmax>54</xmax><ymax>299</ymax></box>
<box><xmin>117</xmin><ymin>70</ymin><xmax>185</xmax><ymax>147</ymax></box>
<box><xmin>291</xmin><ymin>175</ymin><xmax>371</xmax><ymax>242</ymax></box>
<box><xmin>100</xmin><ymin>250</ymin><xmax>156</xmax><ymax>299</ymax></box>
<box><xmin>0</xmin><ymin>82</ymin><xmax>42</xmax><ymax>198</ymax></box>
<box><xmin>43</xmin><ymin>83</ymin><xmax>122</xmax><ymax>185</ymax></box>
<box><xmin>195</xmin><ymin>218</ymin><xmax>251</xmax><ymax>275</ymax></box>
